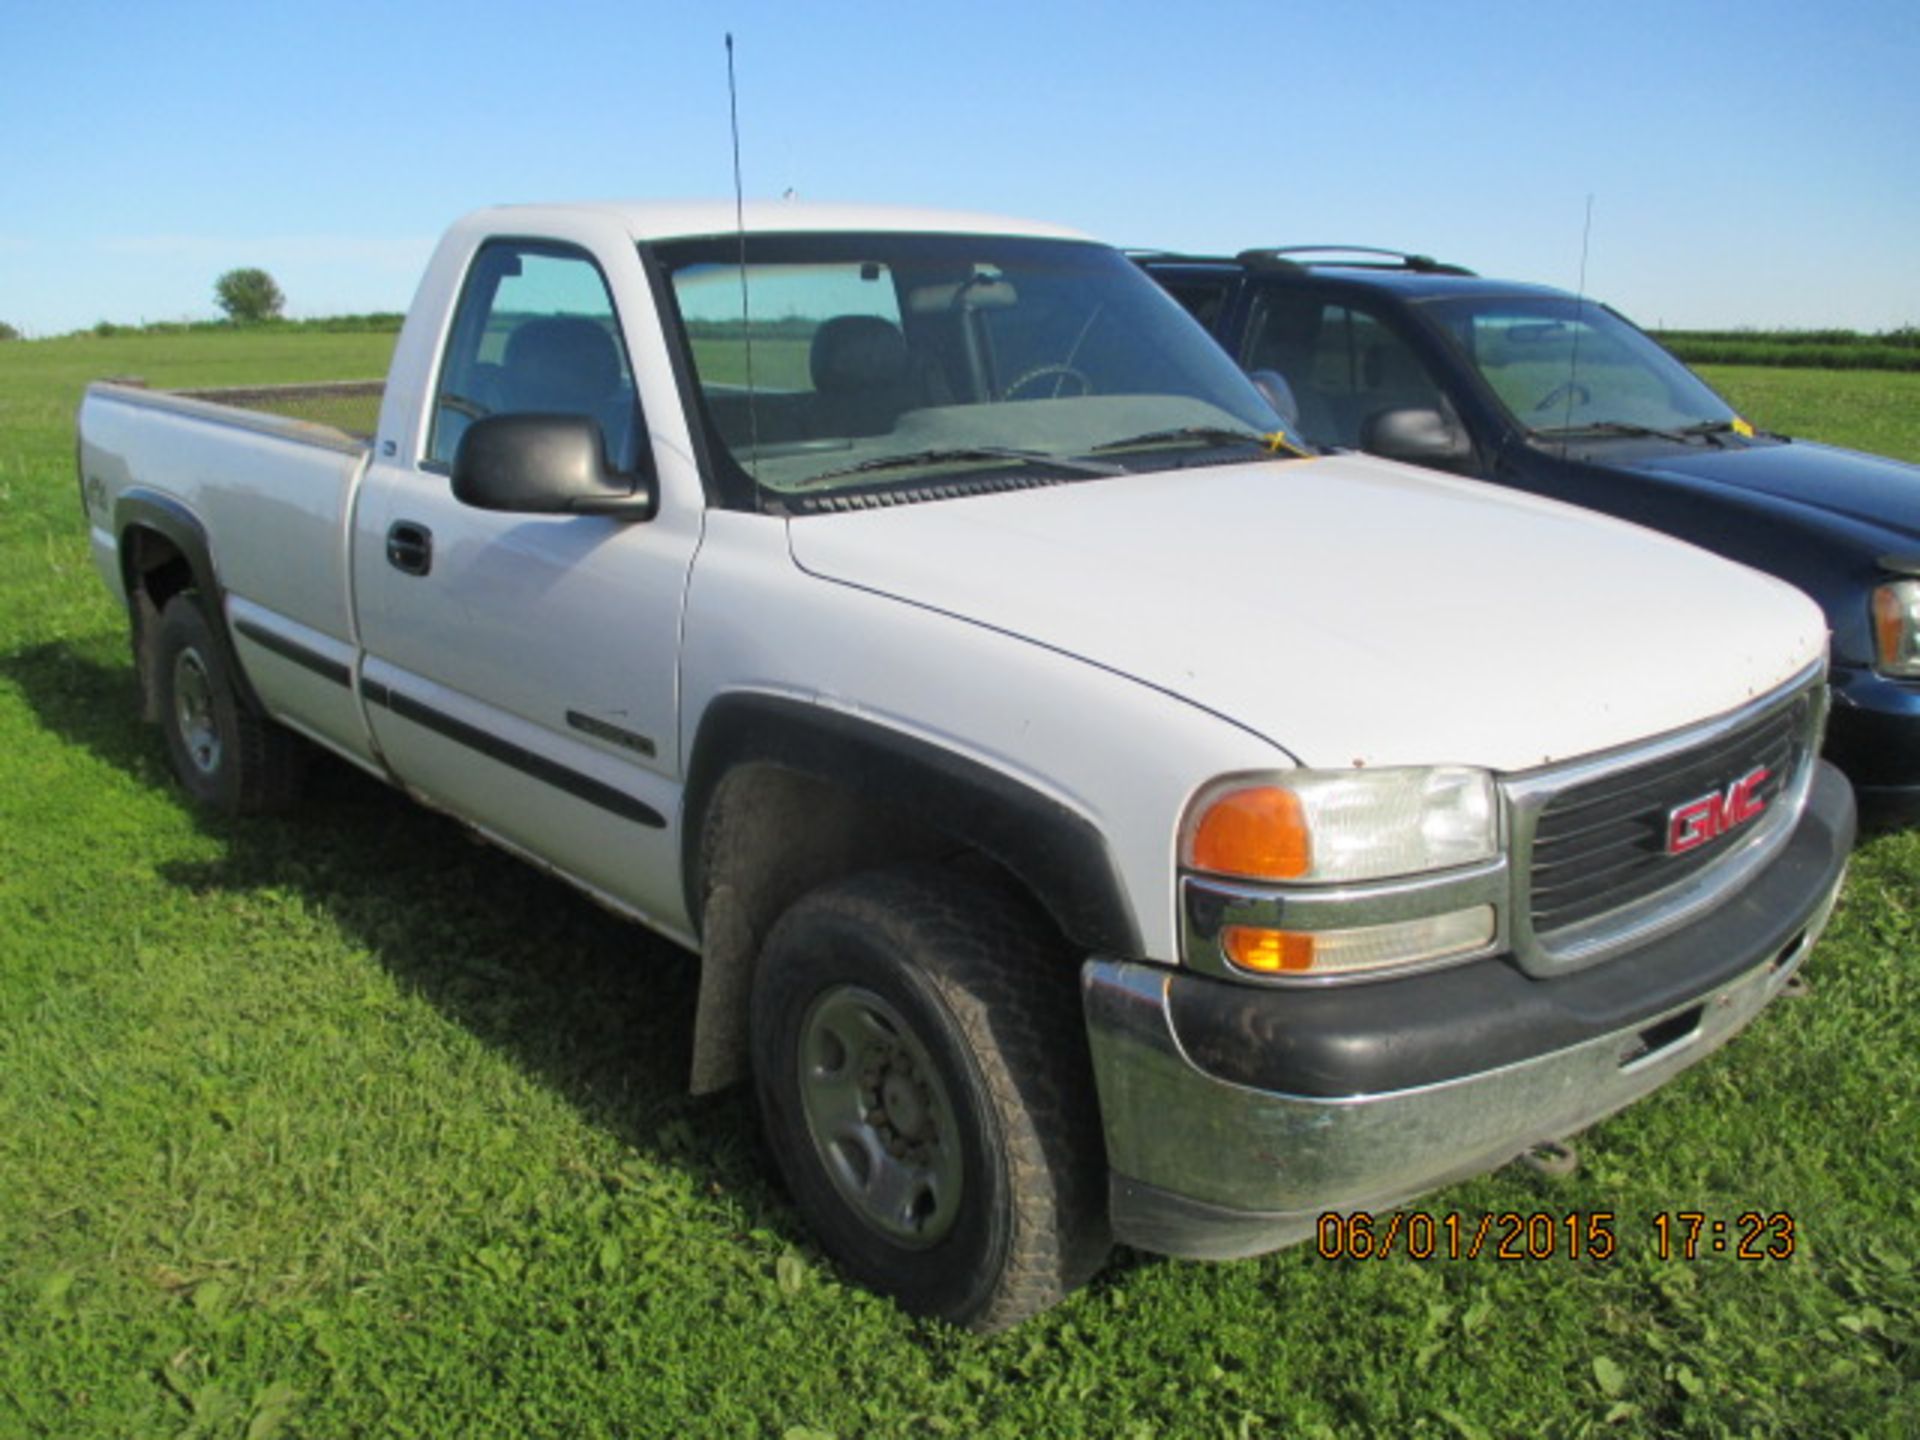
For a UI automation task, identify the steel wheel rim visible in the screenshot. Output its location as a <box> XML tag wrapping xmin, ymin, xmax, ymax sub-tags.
<box><xmin>172</xmin><ymin>647</ymin><xmax>222</xmax><ymax>776</ymax></box>
<box><xmin>796</xmin><ymin>984</ymin><xmax>963</xmax><ymax>1247</ymax></box>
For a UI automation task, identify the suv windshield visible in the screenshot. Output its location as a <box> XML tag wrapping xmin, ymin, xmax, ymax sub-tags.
<box><xmin>653</xmin><ymin>233</ymin><xmax>1294</xmax><ymax>506</ymax></box>
<box><xmin>1424</xmin><ymin>295</ymin><xmax>1738</xmax><ymax>438</ymax></box>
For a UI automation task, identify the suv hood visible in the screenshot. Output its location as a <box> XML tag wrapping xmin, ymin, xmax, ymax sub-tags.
<box><xmin>787</xmin><ymin>456</ymin><xmax>1826</xmax><ymax>771</ymax></box>
<box><xmin>1620</xmin><ymin>438</ymin><xmax>1920</xmax><ymax>542</ymax></box>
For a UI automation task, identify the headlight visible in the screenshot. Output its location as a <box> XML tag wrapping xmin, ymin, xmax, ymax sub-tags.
<box><xmin>1181</xmin><ymin>767</ymin><xmax>1503</xmax><ymax>980</ymax></box>
<box><xmin>1183</xmin><ymin>767</ymin><xmax>1497</xmax><ymax>884</ymax></box>
<box><xmin>1873</xmin><ymin>580</ymin><xmax>1920</xmax><ymax>677</ymax></box>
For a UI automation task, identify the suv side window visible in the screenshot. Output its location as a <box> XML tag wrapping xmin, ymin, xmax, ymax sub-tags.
<box><xmin>428</xmin><ymin>241</ymin><xmax>641</xmax><ymax>471</ymax></box>
<box><xmin>1243</xmin><ymin>292</ymin><xmax>1450</xmax><ymax>449</ymax></box>
<box><xmin>1158</xmin><ymin>277</ymin><xmax>1232</xmax><ymax>332</ymax></box>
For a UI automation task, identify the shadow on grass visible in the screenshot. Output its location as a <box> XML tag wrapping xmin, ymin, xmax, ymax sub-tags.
<box><xmin>0</xmin><ymin>641</ymin><xmax>772</xmax><ymax>1209</ymax></box>
<box><xmin>0</xmin><ymin>636</ymin><xmax>158</xmax><ymax>777</ymax></box>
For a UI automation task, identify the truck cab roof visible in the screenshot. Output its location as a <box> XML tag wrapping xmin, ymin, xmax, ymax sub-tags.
<box><xmin>456</xmin><ymin>199</ymin><xmax>1093</xmax><ymax>245</ymax></box>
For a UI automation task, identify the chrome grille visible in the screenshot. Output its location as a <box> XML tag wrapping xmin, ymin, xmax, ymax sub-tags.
<box><xmin>1529</xmin><ymin>693</ymin><xmax>1811</xmax><ymax>932</ymax></box>
<box><xmin>1504</xmin><ymin>666</ymin><xmax>1825</xmax><ymax>975</ymax></box>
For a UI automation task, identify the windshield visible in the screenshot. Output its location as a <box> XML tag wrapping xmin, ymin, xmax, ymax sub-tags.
<box><xmin>1424</xmin><ymin>295</ymin><xmax>1738</xmax><ymax>437</ymax></box>
<box><xmin>653</xmin><ymin>233</ymin><xmax>1296</xmax><ymax>506</ymax></box>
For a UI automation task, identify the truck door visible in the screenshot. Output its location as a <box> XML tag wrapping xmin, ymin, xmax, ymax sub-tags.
<box><xmin>350</xmin><ymin>236</ymin><xmax>699</xmax><ymax>935</ymax></box>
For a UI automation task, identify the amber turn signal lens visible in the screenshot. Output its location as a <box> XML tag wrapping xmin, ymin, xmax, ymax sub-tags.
<box><xmin>1189</xmin><ymin>786</ymin><xmax>1311</xmax><ymax>880</ymax></box>
<box><xmin>1875</xmin><ymin>585</ymin><xmax>1910</xmax><ymax>669</ymax></box>
<box><xmin>1222</xmin><ymin>925</ymin><xmax>1316</xmax><ymax>974</ymax></box>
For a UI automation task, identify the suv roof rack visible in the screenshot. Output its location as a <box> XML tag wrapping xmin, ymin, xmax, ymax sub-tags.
<box><xmin>1121</xmin><ymin>248</ymin><xmax>1250</xmax><ymax>266</ymax></box>
<box><xmin>1233</xmin><ymin>246</ymin><xmax>1477</xmax><ymax>277</ymax></box>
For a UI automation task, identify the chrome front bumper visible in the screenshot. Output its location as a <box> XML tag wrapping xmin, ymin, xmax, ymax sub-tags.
<box><xmin>1084</xmin><ymin>760</ymin><xmax>1854</xmax><ymax>1260</ymax></box>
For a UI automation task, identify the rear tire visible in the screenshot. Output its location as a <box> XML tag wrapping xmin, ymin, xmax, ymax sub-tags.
<box><xmin>750</xmin><ymin>864</ymin><xmax>1110</xmax><ymax>1332</ymax></box>
<box><xmin>154</xmin><ymin>595</ymin><xmax>305</xmax><ymax>815</ymax></box>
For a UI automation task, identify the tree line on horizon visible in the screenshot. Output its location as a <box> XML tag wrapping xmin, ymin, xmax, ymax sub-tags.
<box><xmin>1653</xmin><ymin>326</ymin><xmax>1920</xmax><ymax>372</ymax></box>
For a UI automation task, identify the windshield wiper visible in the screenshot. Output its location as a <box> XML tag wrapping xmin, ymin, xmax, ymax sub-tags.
<box><xmin>794</xmin><ymin>445</ymin><xmax>1125</xmax><ymax>490</ymax></box>
<box><xmin>1675</xmin><ymin>420</ymin><xmax>1761</xmax><ymax>447</ymax></box>
<box><xmin>1089</xmin><ymin>425</ymin><xmax>1290</xmax><ymax>455</ymax></box>
<box><xmin>1532</xmin><ymin>420</ymin><xmax>1696</xmax><ymax>444</ymax></box>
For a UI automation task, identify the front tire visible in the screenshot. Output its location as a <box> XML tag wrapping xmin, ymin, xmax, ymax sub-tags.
<box><xmin>751</xmin><ymin>865</ymin><xmax>1110</xmax><ymax>1331</ymax></box>
<box><xmin>154</xmin><ymin>595</ymin><xmax>305</xmax><ymax>815</ymax></box>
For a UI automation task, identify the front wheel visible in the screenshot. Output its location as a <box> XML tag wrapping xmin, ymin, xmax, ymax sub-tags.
<box><xmin>154</xmin><ymin>595</ymin><xmax>305</xmax><ymax>815</ymax></box>
<box><xmin>750</xmin><ymin>865</ymin><xmax>1109</xmax><ymax>1331</ymax></box>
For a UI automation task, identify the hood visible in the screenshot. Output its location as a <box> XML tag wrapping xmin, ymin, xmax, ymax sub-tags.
<box><xmin>786</xmin><ymin>456</ymin><xmax>1827</xmax><ymax>772</ymax></box>
<box><xmin>1620</xmin><ymin>438</ymin><xmax>1920</xmax><ymax>543</ymax></box>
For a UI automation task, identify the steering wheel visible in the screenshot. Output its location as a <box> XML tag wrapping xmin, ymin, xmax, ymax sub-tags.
<box><xmin>1005</xmin><ymin>364</ymin><xmax>1094</xmax><ymax>401</ymax></box>
<box><xmin>1532</xmin><ymin>381</ymin><xmax>1592</xmax><ymax>413</ymax></box>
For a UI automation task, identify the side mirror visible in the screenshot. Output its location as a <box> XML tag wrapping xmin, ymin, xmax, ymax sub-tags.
<box><xmin>452</xmin><ymin>414</ymin><xmax>657</xmax><ymax>520</ymax></box>
<box><xmin>1361</xmin><ymin>407</ymin><xmax>1473</xmax><ymax>468</ymax></box>
<box><xmin>1245</xmin><ymin>368</ymin><xmax>1301</xmax><ymax>430</ymax></box>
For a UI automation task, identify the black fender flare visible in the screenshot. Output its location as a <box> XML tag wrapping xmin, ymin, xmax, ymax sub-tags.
<box><xmin>113</xmin><ymin>487</ymin><xmax>266</xmax><ymax>716</ymax></box>
<box><xmin>682</xmin><ymin>693</ymin><xmax>1143</xmax><ymax>959</ymax></box>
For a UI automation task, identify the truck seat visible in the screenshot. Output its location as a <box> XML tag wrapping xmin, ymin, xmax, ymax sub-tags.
<box><xmin>809</xmin><ymin>316</ymin><xmax>916</xmax><ymax>438</ymax></box>
<box><xmin>500</xmin><ymin>316</ymin><xmax>636</xmax><ymax>468</ymax></box>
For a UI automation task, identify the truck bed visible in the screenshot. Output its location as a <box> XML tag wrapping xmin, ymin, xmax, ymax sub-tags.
<box><xmin>80</xmin><ymin>377</ymin><xmax>380</xmax><ymax>757</ymax></box>
<box><xmin>90</xmin><ymin>377</ymin><xmax>384</xmax><ymax>453</ymax></box>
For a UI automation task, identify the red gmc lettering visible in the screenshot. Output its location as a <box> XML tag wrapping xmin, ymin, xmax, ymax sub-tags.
<box><xmin>1666</xmin><ymin>767</ymin><xmax>1770</xmax><ymax>855</ymax></box>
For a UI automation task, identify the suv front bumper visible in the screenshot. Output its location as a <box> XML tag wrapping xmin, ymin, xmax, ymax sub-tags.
<box><xmin>1083</xmin><ymin>760</ymin><xmax>1855</xmax><ymax>1260</ymax></box>
<box><xmin>1827</xmin><ymin>662</ymin><xmax>1920</xmax><ymax>820</ymax></box>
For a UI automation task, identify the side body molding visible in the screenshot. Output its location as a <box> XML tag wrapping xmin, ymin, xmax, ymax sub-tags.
<box><xmin>682</xmin><ymin>693</ymin><xmax>1144</xmax><ymax>960</ymax></box>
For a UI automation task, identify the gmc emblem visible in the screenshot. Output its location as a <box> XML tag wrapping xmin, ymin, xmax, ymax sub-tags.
<box><xmin>1666</xmin><ymin>767</ymin><xmax>1770</xmax><ymax>855</ymax></box>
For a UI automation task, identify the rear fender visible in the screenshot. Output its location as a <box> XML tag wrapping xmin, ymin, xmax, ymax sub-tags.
<box><xmin>114</xmin><ymin>488</ymin><xmax>265</xmax><ymax>720</ymax></box>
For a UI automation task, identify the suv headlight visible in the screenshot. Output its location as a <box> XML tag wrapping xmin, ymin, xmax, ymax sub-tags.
<box><xmin>1873</xmin><ymin>580</ymin><xmax>1920</xmax><ymax>677</ymax></box>
<box><xmin>1183</xmin><ymin>767</ymin><xmax>1497</xmax><ymax>884</ymax></box>
<box><xmin>1181</xmin><ymin>767</ymin><xmax>1502</xmax><ymax>979</ymax></box>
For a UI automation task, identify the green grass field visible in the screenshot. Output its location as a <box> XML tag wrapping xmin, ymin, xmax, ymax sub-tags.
<box><xmin>3</xmin><ymin>334</ymin><xmax>1918</xmax><ymax>1438</ymax></box>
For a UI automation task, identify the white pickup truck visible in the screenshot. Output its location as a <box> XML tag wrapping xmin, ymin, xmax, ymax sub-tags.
<box><xmin>78</xmin><ymin>201</ymin><xmax>1855</xmax><ymax>1330</ymax></box>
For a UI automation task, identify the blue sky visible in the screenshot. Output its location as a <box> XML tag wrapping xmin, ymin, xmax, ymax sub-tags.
<box><xmin>2</xmin><ymin>0</ymin><xmax>1915</xmax><ymax>336</ymax></box>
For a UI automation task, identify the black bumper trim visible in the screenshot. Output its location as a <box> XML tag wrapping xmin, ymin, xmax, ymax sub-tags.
<box><xmin>1166</xmin><ymin>760</ymin><xmax>1855</xmax><ymax>1098</ymax></box>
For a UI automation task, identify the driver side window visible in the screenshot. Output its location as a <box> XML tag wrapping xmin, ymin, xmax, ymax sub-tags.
<box><xmin>1245</xmin><ymin>295</ymin><xmax>1450</xmax><ymax>449</ymax></box>
<box><xmin>427</xmin><ymin>242</ymin><xmax>640</xmax><ymax>471</ymax></box>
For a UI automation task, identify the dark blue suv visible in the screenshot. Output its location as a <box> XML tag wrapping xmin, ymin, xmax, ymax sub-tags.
<box><xmin>1138</xmin><ymin>247</ymin><xmax>1920</xmax><ymax>817</ymax></box>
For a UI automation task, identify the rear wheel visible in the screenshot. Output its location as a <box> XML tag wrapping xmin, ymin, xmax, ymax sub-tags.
<box><xmin>750</xmin><ymin>864</ymin><xmax>1109</xmax><ymax>1331</ymax></box>
<box><xmin>154</xmin><ymin>595</ymin><xmax>305</xmax><ymax>815</ymax></box>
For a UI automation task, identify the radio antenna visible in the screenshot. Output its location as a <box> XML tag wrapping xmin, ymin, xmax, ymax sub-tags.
<box><xmin>726</xmin><ymin>33</ymin><xmax>760</xmax><ymax>475</ymax></box>
<box><xmin>1556</xmin><ymin>193</ymin><xmax>1595</xmax><ymax>456</ymax></box>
